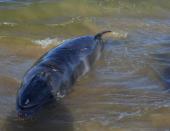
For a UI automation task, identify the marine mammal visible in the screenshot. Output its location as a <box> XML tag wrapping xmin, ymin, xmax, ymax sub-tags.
<box><xmin>16</xmin><ymin>31</ymin><xmax>112</xmax><ymax>118</ymax></box>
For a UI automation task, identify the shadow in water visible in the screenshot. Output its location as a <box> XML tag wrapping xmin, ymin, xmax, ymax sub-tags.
<box><xmin>151</xmin><ymin>53</ymin><xmax>170</xmax><ymax>90</ymax></box>
<box><xmin>3</xmin><ymin>101</ymin><xmax>74</xmax><ymax>131</ymax></box>
<box><xmin>161</xmin><ymin>67</ymin><xmax>170</xmax><ymax>89</ymax></box>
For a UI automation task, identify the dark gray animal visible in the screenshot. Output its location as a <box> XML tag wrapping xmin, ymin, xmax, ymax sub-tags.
<box><xmin>16</xmin><ymin>31</ymin><xmax>111</xmax><ymax>118</ymax></box>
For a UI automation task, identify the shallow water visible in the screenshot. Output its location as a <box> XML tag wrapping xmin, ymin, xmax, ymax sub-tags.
<box><xmin>0</xmin><ymin>0</ymin><xmax>170</xmax><ymax>131</ymax></box>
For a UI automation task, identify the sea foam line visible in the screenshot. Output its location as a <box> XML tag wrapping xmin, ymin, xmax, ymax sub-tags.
<box><xmin>32</xmin><ymin>37</ymin><xmax>66</xmax><ymax>48</ymax></box>
<box><xmin>0</xmin><ymin>22</ymin><xmax>17</xmax><ymax>26</ymax></box>
<box><xmin>32</xmin><ymin>31</ymin><xmax>128</xmax><ymax>48</ymax></box>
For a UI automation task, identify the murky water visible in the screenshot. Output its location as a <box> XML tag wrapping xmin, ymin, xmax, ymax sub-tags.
<box><xmin>0</xmin><ymin>0</ymin><xmax>170</xmax><ymax>131</ymax></box>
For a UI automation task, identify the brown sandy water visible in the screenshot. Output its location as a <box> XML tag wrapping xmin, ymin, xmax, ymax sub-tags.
<box><xmin>0</xmin><ymin>0</ymin><xmax>170</xmax><ymax>131</ymax></box>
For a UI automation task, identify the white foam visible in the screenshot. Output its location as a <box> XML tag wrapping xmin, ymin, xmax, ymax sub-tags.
<box><xmin>51</xmin><ymin>89</ymin><xmax>66</xmax><ymax>100</ymax></box>
<box><xmin>56</xmin><ymin>91</ymin><xmax>65</xmax><ymax>98</ymax></box>
<box><xmin>82</xmin><ymin>58</ymin><xmax>90</xmax><ymax>75</ymax></box>
<box><xmin>32</xmin><ymin>38</ymin><xmax>64</xmax><ymax>48</ymax></box>
<box><xmin>32</xmin><ymin>38</ymin><xmax>53</xmax><ymax>48</ymax></box>
<box><xmin>96</xmin><ymin>46</ymin><xmax>101</xmax><ymax>61</ymax></box>
<box><xmin>0</xmin><ymin>22</ymin><xmax>17</xmax><ymax>26</ymax></box>
<box><xmin>111</xmin><ymin>31</ymin><xmax>128</xmax><ymax>39</ymax></box>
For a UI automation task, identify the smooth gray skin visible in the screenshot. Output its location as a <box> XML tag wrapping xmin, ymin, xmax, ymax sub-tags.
<box><xmin>16</xmin><ymin>31</ymin><xmax>111</xmax><ymax>118</ymax></box>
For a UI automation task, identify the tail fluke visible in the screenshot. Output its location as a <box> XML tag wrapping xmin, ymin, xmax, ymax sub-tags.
<box><xmin>94</xmin><ymin>30</ymin><xmax>112</xmax><ymax>40</ymax></box>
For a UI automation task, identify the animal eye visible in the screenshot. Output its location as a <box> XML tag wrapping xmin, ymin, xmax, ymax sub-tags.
<box><xmin>25</xmin><ymin>99</ymin><xmax>30</xmax><ymax>105</ymax></box>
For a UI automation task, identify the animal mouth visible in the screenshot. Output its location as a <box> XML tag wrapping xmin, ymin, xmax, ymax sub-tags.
<box><xmin>17</xmin><ymin>104</ymin><xmax>41</xmax><ymax>119</ymax></box>
<box><xmin>17</xmin><ymin>96</ymin><xmax>54</xmax><ymax>119</ymax></box>
<box><xmin>19</xmin><ymin>103</ymin><xmax>39</xmax><ymax>110</ymax></box>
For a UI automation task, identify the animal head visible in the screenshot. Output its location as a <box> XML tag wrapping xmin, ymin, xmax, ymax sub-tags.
<box><xmin>16</xmin><ymin>71</ymin><xmax>55</xmax><ymax>119</ymax></box>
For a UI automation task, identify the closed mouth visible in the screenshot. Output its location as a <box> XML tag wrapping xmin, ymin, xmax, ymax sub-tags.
<box><xmin>17</xmin><ymin>104</ymin><xmax>41</xmax><ymax>119</ymax></box>
<box><xmin>17</xmin><ymin>96</ymin><xmax>54</xmax><ymax>119</ymax></box>
<box><xmin>19</xmin><ymin>103</ymin><xmax>40</xmax><ymax>110</ymax></box>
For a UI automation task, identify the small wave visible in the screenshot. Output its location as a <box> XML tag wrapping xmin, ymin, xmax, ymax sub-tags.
<box><xmin>32</xmin><ymin>31</ymin><xmax>128</xmax><ymax>48</ymax></box>
<box><xmin>109</xmin><ymin>31</ymin><xmax>128</xmax><ymax>39</ymax></box>
<box><xmin>117</xmin><ymin>110</ymin><xmax>141</xmax><ymax>120</ymax></box>
<box><xmin>0</xmin><ymin>0</ymin><xmax>14</xmax><ymax>2</ymax></box>
<box><xmin>46</xmin><ymin>16</ymin><xmax>82</xmax><ymax>27</ymax></box>
<box><xmin>32</xmin><ymin>37</ymin><xmax>64</xmax><ymax>48</ymax></box>
<box><xmin>0</xmin><ymin>22</ymin><xmax>17</xmax><ymax>26</ymax></box>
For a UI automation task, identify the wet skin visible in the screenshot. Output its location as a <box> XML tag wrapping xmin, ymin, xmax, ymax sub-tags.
<box><xmin>16</xmin><ymin>31</ymin><xmax>110</xmax><ymax>119</ymax></box>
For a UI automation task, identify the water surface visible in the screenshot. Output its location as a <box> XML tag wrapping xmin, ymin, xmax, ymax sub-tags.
<box><xmin>0</xmin><ymin>0</ymin><xmax>170</xmax><ymax>131</ymax></box>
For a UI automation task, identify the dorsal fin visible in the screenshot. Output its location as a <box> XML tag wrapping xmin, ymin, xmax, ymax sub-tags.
<box><xmin>94</xmin><ymin>30</ymin><xmax>112</xmax><ymax>40</ymax></box>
